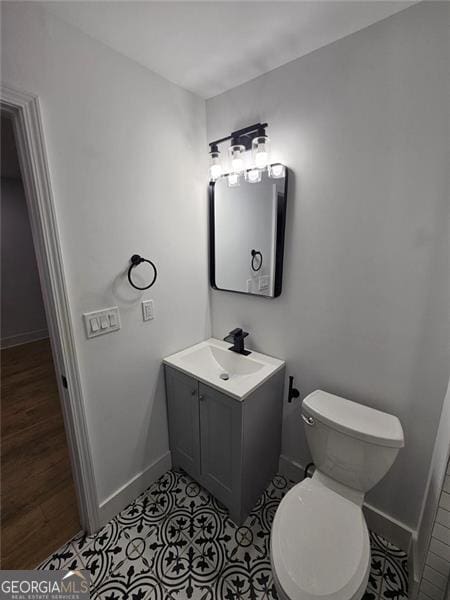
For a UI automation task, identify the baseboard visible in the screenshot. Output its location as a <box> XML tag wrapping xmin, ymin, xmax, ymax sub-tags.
<box><xmin>279</xmin><ymin>454</ymin><xmax>413</xmax><ymax>553</ymax></box>
<box><xmin>99</xmin><ymin>451</ymin><xmax>172</xmax><ymax>526</ymax></box>
<box><xmin>1</xmin><ymin>328</ymin><xmax>49</xmax><ymax>349</ymax></box>
<box><xmin>409</xmin><ymin>532</ymin><xmax>420</xmax><ymax>600</ymax></box>
<box><xmin>363</xmin><ymin>500</ymin><xmax>414</xmax><ymax>553</ymax></box>
<box><xmin>279</xmin><ymin>454</ymin><xmax>306</xmax><ymax>482</ymax></box>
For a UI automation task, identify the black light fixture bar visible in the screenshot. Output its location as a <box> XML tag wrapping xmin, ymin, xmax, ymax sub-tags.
<box><xmin>209</xmin><ymin>122</ymin><xmax>268</xmax><ymax>151</ymax></box>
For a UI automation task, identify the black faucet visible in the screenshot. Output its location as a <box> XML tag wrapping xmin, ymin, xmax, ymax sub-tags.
<box><xmin>223</xmin><ymin>328</ymin><xmax>251</xmax><ymax>356</ymax></box>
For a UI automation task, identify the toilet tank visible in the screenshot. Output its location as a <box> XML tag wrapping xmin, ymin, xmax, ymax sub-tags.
<box><xmin>302</xmin><ymin>390</ymin><xmax>404</xmax><ymax>492</ymax></box>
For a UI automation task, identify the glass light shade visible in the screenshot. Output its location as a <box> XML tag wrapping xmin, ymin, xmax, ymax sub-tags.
<box><xmin>246</xmin><ymin>168</ymin><xmax>262</xmax><ymax>183</ymax></box>
<box><xmin>252</xmin><ymin>135</ymin><xmax>270</xmax><ymax>169</ymax></box>
<box><xmin>268</xmin><ymin>163</ymin><xmax>285</xmax><ymax>179</ymax></box>
<box><xmin>228</xmin><ymin>172</ymin><xmax>240</xmax><ymax>187</ymax></box>
<box><xmin>209</xmin><ymin>151</ymin><xmax>222</xmax><ymax>181</ymax></box>
<box><xmin>229</xmin><ymin>144</ymin><xmax>246</xmax><ymax>173</ymax></box>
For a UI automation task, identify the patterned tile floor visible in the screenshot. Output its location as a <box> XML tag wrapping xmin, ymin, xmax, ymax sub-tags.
<box><xmin>38</xmin><ymin>469</ymin><xmax>408</xmax><ymax>600</ymax></box>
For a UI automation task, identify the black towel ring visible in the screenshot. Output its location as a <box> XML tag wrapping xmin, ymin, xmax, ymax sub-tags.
<box><xmin>251</xmin><ymin>249</ymin><xmax>263</xmax><ymax>272</ymax></box>
<box><xmin>128</xmin><ymin>254</ymin><xmax>158</xmax><ymax>290</ymax></box>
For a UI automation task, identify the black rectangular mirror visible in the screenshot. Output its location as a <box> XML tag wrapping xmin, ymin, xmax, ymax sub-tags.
<box><xmin>209</xmin><ymin>167</ymin><xmax>288</xmax><ymax>298</ymax></box>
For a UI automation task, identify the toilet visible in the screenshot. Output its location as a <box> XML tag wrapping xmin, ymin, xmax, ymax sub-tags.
<box><xmin>271</xmin><ymin>390</ymin><xmax>404</xmax><ymax>600</ymax></box>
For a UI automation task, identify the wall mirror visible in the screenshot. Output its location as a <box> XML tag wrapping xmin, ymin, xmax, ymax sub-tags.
<box><xmin>209</xmin><ymin>166</ymin><xmax>288</xmax><ymax>298</ymax></box>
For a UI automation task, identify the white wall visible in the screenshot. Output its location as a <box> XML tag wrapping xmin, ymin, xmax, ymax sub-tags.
<box><xmin>1</xmin><ymin>2</ymin><xmax>209</xmax><ymax>511</ymax></box>
<box><xmin>206</xmin><ymin>1</ymin><xmax>449</xmax><ymax>531</ymax></box>
<box><xmin>1</xmin><ymin>175</ymin><xmax>49</xmax><ymax>347</ymax></box>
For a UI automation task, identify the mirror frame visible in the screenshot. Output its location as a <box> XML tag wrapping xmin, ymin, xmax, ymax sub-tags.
<box><xmin>209</xmin><ymin>168</ymin><xmax>289</xmax><ymax>298</ymax></box>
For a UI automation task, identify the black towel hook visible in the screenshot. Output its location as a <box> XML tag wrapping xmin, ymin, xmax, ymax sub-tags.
<box><xmin>128</xmin><ymin>254</ymin><xmax>158</xmax><ymax>290</ymax></box>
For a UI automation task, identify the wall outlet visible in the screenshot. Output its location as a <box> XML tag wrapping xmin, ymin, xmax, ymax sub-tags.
<box><xmin>83</xmin><ymin>307</ymin><xmax>121</xmax><ymax>339</ymax></box>
<box><xmin>258</xmin><ymin>275</ymin><xmax>270</xmax><ymax>291</ymax></box>
<box><xmin>142</xmin><ymin>299</ymin><xmax>154</xmax><ymax>321</ymax></box>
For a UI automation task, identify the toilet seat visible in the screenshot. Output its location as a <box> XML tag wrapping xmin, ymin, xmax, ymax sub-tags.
<box><xmin>271</xmin><ymin>477</ymin><xmax>370</xmax><ymax>600</ymax></box>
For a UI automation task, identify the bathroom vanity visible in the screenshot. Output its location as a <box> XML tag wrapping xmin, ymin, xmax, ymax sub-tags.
<box><xmin>163</xmin><ymin>338</ymin><xmax>285</xmax><ymax>524</ymax></box>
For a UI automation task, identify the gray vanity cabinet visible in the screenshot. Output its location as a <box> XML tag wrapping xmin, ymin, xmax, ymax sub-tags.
<box><xmin>198</xmin><ymin>382</ymin><xmax>242</xmax><ymax>517</ymax></box>
<box><xmin>164</xmin><ymin>368</ymin><xmax>201</xmax><ymax>480</ymax></box>
<box><xmin>165</xmin><ymin>365</ymin><xmax>284</xmax><ymax>524</ymax></box>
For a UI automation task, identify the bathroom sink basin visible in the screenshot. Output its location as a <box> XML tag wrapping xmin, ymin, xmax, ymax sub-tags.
<box><xmin>163</xmin><ymin>338</ymin><xmax>285</xmax><ymax>400</ymax></box>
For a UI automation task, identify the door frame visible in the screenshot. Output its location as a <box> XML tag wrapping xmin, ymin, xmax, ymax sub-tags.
<box><xmin>1</xmin><ymin>84</ymin><xmax>100</xmax><ymax>534</ymax></box>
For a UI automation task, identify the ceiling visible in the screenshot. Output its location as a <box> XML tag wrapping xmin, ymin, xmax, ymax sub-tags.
<box><xmin>43</xmin><ymin>1</ymin><xmax>416</xmax><ymax>99</ymax></box>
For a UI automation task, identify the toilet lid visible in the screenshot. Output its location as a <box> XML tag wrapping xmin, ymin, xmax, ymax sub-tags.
<box><xmin>271</xmin><ymin>479</ymin><xmax>370</xmax><ymax>600</ymax></box>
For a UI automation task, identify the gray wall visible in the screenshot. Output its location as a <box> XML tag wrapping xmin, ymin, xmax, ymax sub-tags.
<box><xmin>1</xmin><ymin>174</ymin><xmax>48</xmax><ymax>347</ymax></box>
<box><xmin>206</xmin><ymin>2</ymin><xmax>449</xmax><ymax>530</ymax></box>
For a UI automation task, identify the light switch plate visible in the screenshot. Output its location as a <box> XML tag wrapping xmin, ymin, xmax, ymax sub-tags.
<box><xmin>83</xmin><ymin>307</ymin><xmax>121</xmax><ymax>339</ymax></box>
<box><xmin>142</xmin><ymin>299</ymin><xmax>154</xmax><ymax>321</ymax></box>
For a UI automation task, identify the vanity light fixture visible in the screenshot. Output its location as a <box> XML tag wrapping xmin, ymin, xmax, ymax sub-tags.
<box><xmin>208</xmin><ymin>122</ymin><xmax>272</xmax><ymax>181</ymax></box>
<box><xmin>209</xmin><ymin>144</ymin><xmax>223</xmax><ymax>181</ymax></box>
<box><xmin>252</xmin><ymin>126</ymin><xmax>270</xmax><ymax>169</ymax></box>
<box><xmin>246</xmin><ymin>168</ymin><xmax>262</xmax><ymax>183</ymax></box>
<box><xmin>268</xmin><ymin>163</ymin><xmax>285</xmax><ymax>179</ymax></box>
<box><xmin>229</xmin><ymin>139</ymin><xmax>246</xmax><ymax>174</ymax></box>
<box><xmin>228</xmin><ymin>172</ymin><xmax>240</xmax><ymax>187</ymax></box>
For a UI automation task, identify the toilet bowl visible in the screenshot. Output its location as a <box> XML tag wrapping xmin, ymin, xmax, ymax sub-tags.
<box><xmin>271</xmin><ymin>390</ymin><xmax>404</xmax><ymax>600</ymax></box>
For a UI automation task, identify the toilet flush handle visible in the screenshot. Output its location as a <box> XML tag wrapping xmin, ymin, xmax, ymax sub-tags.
<box><xmin>301</xmin><ymin>413</ymin><xmax>315</xmax><ymax>426</ymax></box>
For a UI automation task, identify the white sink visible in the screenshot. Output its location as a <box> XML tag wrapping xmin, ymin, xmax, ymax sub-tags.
<box><xmin>163</xmin><ymin>338</ymin><xmax>285</xmax><ymax>400</ymax></box>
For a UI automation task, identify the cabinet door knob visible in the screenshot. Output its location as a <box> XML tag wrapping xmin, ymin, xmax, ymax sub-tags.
<box><xmin>199</xmin><ymin>395</ymin><xmax>204</xmax><ymax>401</ymax></box>
<box><xmin>191</xmin><ymin>390</ymin><xmax>197</xmax><ymax>396</ymax></box>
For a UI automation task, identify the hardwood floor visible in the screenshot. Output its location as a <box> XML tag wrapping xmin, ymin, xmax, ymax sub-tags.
<box><xmin>1</xmin><ymin>338</ymin><xmax>80</xmax><ymax>569</ymax></box>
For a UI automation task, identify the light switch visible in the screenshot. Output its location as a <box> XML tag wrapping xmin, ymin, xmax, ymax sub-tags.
<box><xmin>142</xmin><ymin>300</ymin><xmax>154</xmax><ymax>322</ymax></box>
<box><xmin>83</xmin><ymin>307</ymin><xmax>121</xmax><ymax>339</ymax></box>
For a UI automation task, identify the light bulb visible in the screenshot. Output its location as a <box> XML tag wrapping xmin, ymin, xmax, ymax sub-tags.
<box><xmin>209</xmin><ymin>146</ymin><xmax>222</xmax><ymax>181</ymax></box>
<box><xmin>252</xmin><ymin>134</ymin><xmax>270</xmax><ymax>170</ymax></box>
<box><xmin>255</xmin><ymin>151</ymin><xmax>269</xmax><ymax>169</ymax></box>
<box><xmin>246</xmin><ymin>168</ymin><xmax>262</xmax><ymax>183</ymax></box>
<box><xmin>229</xmin><ymin>143</ymin><xmax>245</xmax><ymax>174</ymax></box>
<box><xmin>232</xmin><ymin>156</ymin><xmax>244</xmax><ymax>172</ymax></box>
<box><xmin>210</xmin><ymin>163</ymin><xmax>222</xmax><ymax>180</ymax></box>
<box><xmin>228</xmin><ymin>172</ymin><xmax>240</xmax><ymax>187</ymax></box>
<box><xmin>268</xmin><ymin>163</ymin><xmax>285</xmax><ymax>179</ymax></box>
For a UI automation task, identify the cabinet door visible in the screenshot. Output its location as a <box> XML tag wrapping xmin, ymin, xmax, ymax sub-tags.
<box><xmin>165</xmin><ymin>367</ymin><xmax>201</xmax><ymax>478</ymax></box>
<box><xmin>199</xmin><ymin>383</ymin><xmax>242</xmax><ymax>511</ymax></box>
